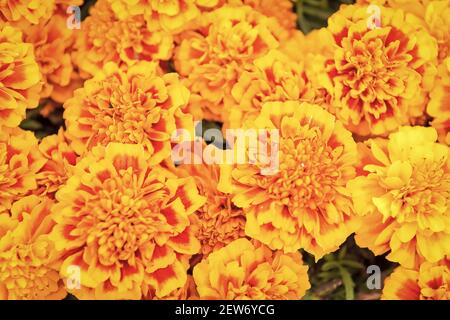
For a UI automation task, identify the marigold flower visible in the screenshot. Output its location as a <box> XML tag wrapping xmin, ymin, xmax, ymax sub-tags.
<box><xmin>143</xmin><ymin>275</ymin><xmax>198</xmax><ymax>300</ymax></box>
<box><xmin>23</xmin><ymin>14</ymin><xmax>77</xmax><ymax>102</ymax></box>
<box><xmin>358</xmin><ymin>1</ymin><xmax>449</xmax><ymax>61</ymax></box>
<box><xmin>382</xmin><ymin>259</ymin><xmax>449</xmax><ymax>300</ymax></box>
<box><xmin>64</xmin><ymin>61</ymin><xmax>193</xmax><ymax>164</ymax></box>
<box><xmin>348</xmin><ymin>126</ymin><xmax>450</xmax><ymax>268</ymax></box>
<box><xmin>107</xmin><ymin>0</ymin><xmax>218</xmax><ymax>32</ymax></box>
<box><xmin>325</xmin><ymin>4</ymin><xmax>438</xmax><ymax>136</ymax></box>
<box><xmin>174</xmin><ymin>5</ymin><xmax>285</xmax><ymax>123</ymax></box>
<box><xmin>36</xmin><ymin>129</ymin><xmax>78</xmax><ymax>198</ymax></box>
<box><xmin>0</xmin><ymin>195</ymin><xmax>65</xmax><ymax>300</ymax></box>
<box><xmin>55</xmin><ymin>0</ymin><xmax>84</xmax><ymax>6</ymax></box>
<box><xmin>73</xmin><ymin>0</ymin><xmax>173</xmax><ymax>78</ymax></box>
<box><xmin>50</xmin><ymin>143</ymin><xmax>206</xmax><ymax>299</ymax></box>
<box><xmin>0</xmin><ymin>128</ymin><xmax>45</xmax><ymax>214</ymax></box>
<box><xmin>193</xmin><ymin>238</ymin><xmax>310</xmax><ymax>299</ymax></box>
<box><xmin>427</xmin><ymin>57</ymin><xmax>450</xmax><ymax>145</ymax></box>
<box><xmin>279</xmin><ymin>29</ymin><xmax>335</xmax><ymax>110</ymax></box>
<box><xmin>0</xmin><ymin>24</ymin><xmax>41</xmax><ymax>129</ymax></box>
<box><xmin>209</xmin><ymin>0</ymin><xmax>297</xmax><ymax>32</ymax></box>
<box><xmin>0</xmin><ymin>0</ymin><xmax>54</xmax><ymax>25</ymax></box>
<box><xmin>424</xmin><ymin>0</ymin><xmax>450</xmax><ymax>62</ymax></box>
<box><xmin>176</xmin><ymin>159</ymin><xmax>246</xmax><ymax>256</ymax></box>
<box><xmin>228</xmin><ymin>49</ymin><xmax>315</xmax><ymax>128</ymax></box>
<box><xmin>221</xmin><ymin>101</ymin><xmax>359</xmax><ymax>259</ymax></box>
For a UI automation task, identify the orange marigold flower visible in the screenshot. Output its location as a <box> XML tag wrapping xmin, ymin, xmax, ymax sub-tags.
<box><xmin>358</xmin><ymin>1</ymin><xmax>449</xmax><ymax>61</ymax></box>
<box><xmin>23</xmin><ymin>13</ymin><xmax>77</xmax><ymax>102</ymax></box>
<box><xmin>143</xmin><ymin>275</ymin><xmax>198</xmax><ymax>300</ymax></box>
<box><xmin>325</xmin><ymin>4</ymin><xmax>438</xmax><ymax>136</ymax></box>
<box><xmin>64</xmin><ymin>61</ymin><xmax>192</xmax><ymax>163</ymax></box>
<box><xmin>50</xmin><ymin>143</ymin><xmax>206</xmax><ymax>299</ymax></box>
<box><xmin>228</xmin><ymin>49</ymin><xmax>315</xmax><ymax>128</ymax></box>
<box><xmin>382</xmin><ymin>259</ymin><xmax>449</xmax><ymax>300</ymax></box>
<box><xmin>0</xmin><ymin>128</ymin><xmax>45</xmax><ymax>214</ymax></box>
<box><xmin>0</xmin><ymin>195</ymin><xmax>65</xmax><ymax>300</ymax></box>
<box><xmin>221</xmin><ymin>101</ymin><xmax>359</xmax><ymax>259</ymax></box>
<box><xmin>0</xmin><ymin>0</ymin><xmax>55</xmax><ymax>25</ymax></box>
<box><xmin>73</xmin><ymin>0</ymin><xmax>173</xmax><ymax>78</ymax></box>
<box><xmin>174</xmin><ymin>5</ymin><xmax>285</xmax><ymax>123</ymax></box>
<box><xmin>242</xmin><ymin>0</ymin><xmax>296</xmax><ymax>32</ymax></box>
<box><xmin>55</xmin><ymin>0</ymin><xmax>84</xmax><ymax>6</ymax></box>
<box><xmin>363</xmin><ymin>0</ymin><xmax>450</xmax><ymax>64</ymax></box>
<box><xmin>0</xmin><ymin>24</ymin><xmax>41</xmax><ymax>129</ymax></box>
<box><xmin>176</xmin><ymin>159</ymin><xmax>246</xmax><ymax>256</ymax></box>
<box><xmin>348</xmin><ymin>126</ymin><xmax>449</xmax><ymax>268</ymax></box>
<box><xmin>427</xmin><ymin>57</ymin><xmax>450</xmax><ymax>145</ymax></box>
<box><xmin>36</xmin><ymin>129</ymin><xmax>78</xmax><ymax>198</ymax></box>
<box><xmin>193</xmin><ymin>238</ymin><xmax>310</xmax><ymax>299</ymax></box>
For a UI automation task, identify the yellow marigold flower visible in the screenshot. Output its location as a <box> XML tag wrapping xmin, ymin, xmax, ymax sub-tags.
<box><xmin>73</xmin><ymin>0</ymin><xmax>173</xmax><ymax>78</ymax></box>
<box><xmin>36</xmin><ymin>129</ymin><xmax>78</xmax><ymax>198</ymax></box>
<box><xmin>279</xmin><ymin>28</ymin><xmax>334</xmax><ymax>63</ymax></box>
<box><xmin>0</xmin><ymin>24</ymin><xmax>41</xmax><ymax>129</ymax></box>
<box><xmin>278</xmin><ymin>29</ymin><xmax>307</xmax><ymax>63</ymax></box>
<box><xmin>325</xmin><ymin>4</ymin><xmax>438</xmax><ymax>136</ymax></box>
<box><xmin>0</xmin><ymin>195</ymin><xmax>65</xmax><ymax>300</ymax></box>
<box><xmin>427</xmin><ymin>57</ymin><xmax>450</xmax><ymax>145</ymax></box>
<box><xmin>209</xmin><ymin>0</ymin><xmax>297</xmax><ymax>32</ymax></box>
<box><xmin>0</xmin><ymin>128</ymin><xmax>45</xmax><ymax>214</ymax></box>
<box><xmin>174</xmin><ymin>5</ymin><xmax>285</xmax><ymax>123</ymax></box>
<box><xmin>0</xmin><ymin>0</ymin><xmax>54</xmax><ymax>25</ymax></box>
<box><xmin>424</xmin><ymin>1</ymin><xmax>450</xmax><ymax>62</ymax></box>
<box><xmin>348</xmin><ymin>126</ymin><xmax>450</xmax><ymax>268</ymax></box>
<box><xmin>23</xmin><ymin>13</ymin><xmax>76</xmax><ymax>102</ymax></box>
<box><xmin>228</xmin><ymin>49</ymin><xmax>315</xmax><ymax>128</ymax></box>
<box><xmin>50</xmin><ymin>143</ymin><xmax>206</xmax><ymax>299</ymax></box>
<box><xmin>176</xmin><ymin>159</ymin><xmax>246</xmax><ymax>256</ymax></box>
<box><xmin>64</xmin><ymin>61</ymin><xmax>192</xmax><ymax>164</ymax></box>
<box><xmin>193</xmin><ymin>238</ymin><xmax>310</xmax><ymax>299</ymax></box>
<box><xmin>278</xmin><ymin>29</ymin><xmax>335</xmax><ymax>112</ymax></box>
<box><xmin>382</xmin><ymin>259</ymin><xmax>449</xmax><ymax>300</ymax></box>
<box><xmin>107</xmin><ymin>0</ymin><xmax>218</xmax><ymax>32</ymax></box>
<box><xmin>221</xmin><ymin>101</ymin><xmax>359</xmax><ymax>259</ymax></box>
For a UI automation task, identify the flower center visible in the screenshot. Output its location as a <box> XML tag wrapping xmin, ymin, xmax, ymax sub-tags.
<box><xmin>85</xmin><ymin>169</ymin><xmax>170</xmax><ymax>265</ymax></box>
<box><xmin>260</xmin><ymin>126</ymin><xmax>340</xmax><ymax>209</ymax></box>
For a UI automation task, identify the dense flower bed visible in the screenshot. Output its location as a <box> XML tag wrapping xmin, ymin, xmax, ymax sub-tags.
<box><xmin>0</xmin><ymin>0</ymin><xmax>448</xmax><ymax>300</ymax></box>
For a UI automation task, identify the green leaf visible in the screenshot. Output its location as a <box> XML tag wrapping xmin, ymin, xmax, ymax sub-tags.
<box><xmin>20</xmin><ymin>119</ymin><xmax>43</xmax><ymax>131</ymax></box>
<box><xmin>322</xmin><ymin>261</ymin><xmax>340</xmax><ymax>271</ymax></box>
<box><xmin>339</xmin><ymin>267</ymin><xmax>355</xmax><ymax>300</ymax></box>
<box><xmin>341</xmin><ymin>260</ymin><xmax>365</xmax><ymax>270</ymax></box>
<box><xmin>338</xmin><ymin>245</ymin><xmax>347</xmax><ymax>260</ymax></box>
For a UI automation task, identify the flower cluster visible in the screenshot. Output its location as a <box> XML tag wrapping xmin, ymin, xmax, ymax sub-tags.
<box><xmin>0</xmin><ymin>0</ymin><xmax>448</xmax><ymax>300</ymax></box>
